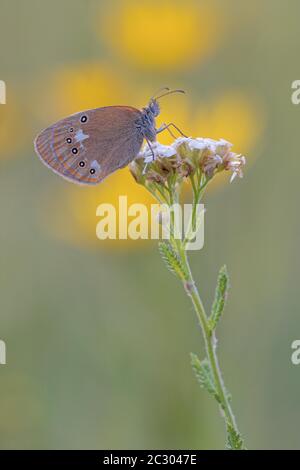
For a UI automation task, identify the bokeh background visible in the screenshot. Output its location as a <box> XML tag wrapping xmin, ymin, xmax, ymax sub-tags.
<box><xmin>0</xmin><ymin>0</ymin><xmax>298</xmax><ymax>450</ymax></box>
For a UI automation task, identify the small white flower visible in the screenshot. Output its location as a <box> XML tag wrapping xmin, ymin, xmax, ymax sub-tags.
<box><xmin>173</xmin><ymin>137</ymin><xmax>232</xmax><ymax>154</ymax></box>
<box><xmin>223</xmin><ymin>153</ymin><xmax>246</xmax><ymax>183</ymax></box>
<box><xmin>139</xmin><ymin>141</ymin><xmax>176</xmax><ymax>162</ymax></box>
<box><xmin>201</xmin><ymin>153</ymin><xmax>223</xmax><ymax>177</ymax></box>
<box><xmin>134</xmin><ymin>136</ymin><xmax>246</xmax><ymax>184</ymax></box>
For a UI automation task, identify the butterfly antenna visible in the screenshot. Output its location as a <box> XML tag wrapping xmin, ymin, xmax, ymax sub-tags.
<box><xmin>155</xmin><ymin>89</ymin><xmax>186</xmax><ymax>100</ymax></box>
<box><xmin>151</xmin><ymin>86</ymin><xmax>170</xmax><ymax>100</ymax></box>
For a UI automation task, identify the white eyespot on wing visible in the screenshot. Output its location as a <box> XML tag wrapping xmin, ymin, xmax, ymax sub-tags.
<box><xmin>74</xmin><ymin>129</ymin><xmax>89</xmax><ymax>144</ymax></box>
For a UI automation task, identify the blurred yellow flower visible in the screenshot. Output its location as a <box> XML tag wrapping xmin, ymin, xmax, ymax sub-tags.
<box><xmin>41</xmin><ymin>168</ymin><xmax>155</xmax><ymax>249</ymax></box>
<box><xmin>134</xmin><ymin>89</ymin><xmax>262</xmax><ymax>155</ymax></box>
<box><xmin>192</xmin><ymin>92</ymin><xmax>263</xmax><ymax>154</ymax></box>
<box><xmin>98</xmin><ymin>0</ymin><xmax>224</xmax><ymax>71</ymax></box>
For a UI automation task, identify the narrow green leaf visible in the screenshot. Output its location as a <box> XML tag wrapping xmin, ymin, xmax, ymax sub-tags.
<box><xmin>158</xmin><ymin>241</ymin><xmax>188</xmax><ymax>280</ymax></box>
<box><xmin>209</xmin><ymin>265</ymin><xmax>229</xmax><ymax>330</ymax></box>
<box><xmin>190</xmin><ymin>353</ymin><xmax>221</xmax><ymax>403</ymax></box>
<box><xmin>226</xmin><ymin>422</ymin><xmax>245</xmax><ymax>450</ymax></box>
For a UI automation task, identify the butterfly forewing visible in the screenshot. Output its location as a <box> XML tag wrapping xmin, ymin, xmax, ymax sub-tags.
<box><xmin>34</xmin><ymin>106</ymin><xmax>143</xmax><ymax>185</ymax></box>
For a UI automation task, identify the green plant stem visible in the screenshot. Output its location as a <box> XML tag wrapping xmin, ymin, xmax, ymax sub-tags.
<box><xmin>178</xmin><ymin>244</ymin><xmax>241</xmax><ymax>441</ymax></box>
<box><xmin>149</xmin><ymin>175</ymin><xmax>243</xmax><ymax>445</ymax></box>
<box><xmin>184</xmin><ymin>178</ymin><xmax>210</xmax><ymax>248</ymax></box>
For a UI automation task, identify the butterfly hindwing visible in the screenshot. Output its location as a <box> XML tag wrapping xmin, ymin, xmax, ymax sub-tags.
<box><xmin>34</xmin><ymin>106</ymin><xmax>144</xmax><ymax>185</ymax></box>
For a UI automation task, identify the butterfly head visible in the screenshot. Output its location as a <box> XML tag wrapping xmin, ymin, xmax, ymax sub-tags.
<box><xmin>146</xmin><ymin>88</ymin><xmax>185</xmax><ymax>117</ymax></box>
<box><xmin>139</xmin><ymin>101</ymin><xmax>159</xmax><ymax>142</ymax></box>
<box><xmin>147</xmin><ymin>98</ymin><xmax>160</xmax><ymax>118</ymax></box>
<box><xmin>140</xmin><ymin>89</ymin><xmax>185</xmax><ymax>142</ymax></box>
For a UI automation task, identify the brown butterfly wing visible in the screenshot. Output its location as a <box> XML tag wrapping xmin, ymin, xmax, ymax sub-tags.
<box><xmin>34</xmin><ymin>106</ymin><xmax>144</xmax><ymax>185</ymax></box>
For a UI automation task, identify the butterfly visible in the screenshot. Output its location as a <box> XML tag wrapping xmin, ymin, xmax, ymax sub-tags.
<box><xmin>34</xmin><ymin>87</ymin><xmax>185</xmax><ymax>185</ymax></box>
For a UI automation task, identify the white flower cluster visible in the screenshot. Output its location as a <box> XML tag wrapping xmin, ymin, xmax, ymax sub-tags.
<box><xmin>138</xmin><ymin>137</ymin><xmax>246</xmax><ymax>183</ymax></box>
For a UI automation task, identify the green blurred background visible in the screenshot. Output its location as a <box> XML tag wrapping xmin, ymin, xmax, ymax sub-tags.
<box><xmin>0</xmin><ymin>0</ymin><xmax>299</xmax><ymax>450</ymax></box>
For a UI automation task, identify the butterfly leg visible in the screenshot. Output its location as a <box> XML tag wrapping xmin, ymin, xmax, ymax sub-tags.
<box><xmin>156</xmin><ymin>122</ymin><xmax>188</xmax><ymax>138</ymax></box>
<box><xmin>145</xmin><ymin>137</ymin><xmax>155</xmax><ymax>161</ymax></box>
<box><xmin>157</xmin><ymin>122</ymin><xmax>177</xmax><ymax>138</ymax></box>
<box><xmin>142</xmin><ymin>137</ymin><xmax>156</xmax><ymax>174</ymax></box>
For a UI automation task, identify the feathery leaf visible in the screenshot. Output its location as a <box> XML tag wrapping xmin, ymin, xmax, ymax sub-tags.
<box><xmin>158</xmin><ymin>241</ymin><xmax>188</xmax><ymax>280</ymax></box>
<box><xmin>226</xmin><ymin>422</ymin><xmax>245</xmax><ymax>450</ymax></box>
<box><xmin>209</xmin><ymin>265</ymin><xmax>229</xmax><ymax>330</ymax></box>
<box><xmin>191</xmin><ymin>353</ymin><xmax>221</xmax><ymax>403</ymax></box>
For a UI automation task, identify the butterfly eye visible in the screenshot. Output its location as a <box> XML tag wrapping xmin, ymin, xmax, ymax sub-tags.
<box><xmin>80</xmin><ymin>115</ymin><xmax>88</xmax><ymax>123</ymax></box>
<box><xmin>66</xmin><ymin>138</ymin><xmax>72</xmax><ymax>143</ymax></box>
<box><xmin>72</xmin><ymin>147</ymin><xmax>78</xmax><ymax>154</ymax></box>
<box><xmin>79</xmin><ymin>161</ymin><xmax>85</xmax><ymax>167</ymax></box>
<box><xmin>90</xmin><ymin>168</ymin><xmax>96</xmax><ymax>175</ymax></box>
<box><xmin>69</xmin><ymin>127</ymin><xmax>74</xmax><ymax>132</ymax></box>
